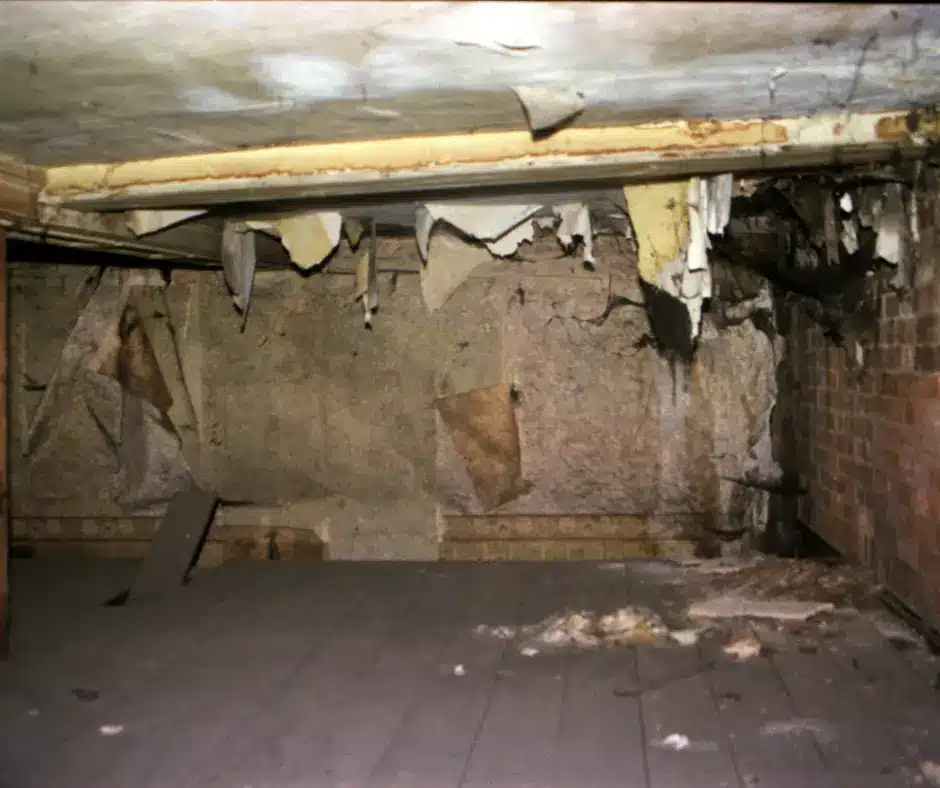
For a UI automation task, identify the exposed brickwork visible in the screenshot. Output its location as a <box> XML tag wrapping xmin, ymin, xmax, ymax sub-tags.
<box><xmin>439</xmin><ymin>514</ymin><xmax>706</xmax><ymax>562</ymax></box>
<box><xmin>780</xmin><ymin>186</ymin><xmax>940</xmax><ymax>625</ymax></box>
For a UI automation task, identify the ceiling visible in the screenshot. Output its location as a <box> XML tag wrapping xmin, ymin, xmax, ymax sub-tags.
<box><xmin>2</xmin><ymin>2</ymin><xmax>940</xmax><ymax>167</ymax></box>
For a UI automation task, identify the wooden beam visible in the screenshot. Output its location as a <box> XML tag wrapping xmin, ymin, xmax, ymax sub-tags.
<box><xmin>38</xmin><ymin>109</ymin><xmax>938</xmax><ymax>212</ymax></box>
<box><xmin>0</xmin><ymin>227</ymin><xmax>8</xmax><ymax>659</ymax></box>
<box><xmin>0</xmin><ymin>155</ymin><xmax>286</xmax><ymax>266</ymax></box>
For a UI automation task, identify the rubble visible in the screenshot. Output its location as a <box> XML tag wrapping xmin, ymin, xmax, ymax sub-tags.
<box><xmin>723</xmin><ymin>635</ymin><xmax>763</xmax><ymax>660</ymax></box>
<box><xmin>475</xmin><ymin>605</ymin><xmax>672</xmax><ymax>651</ymax></box>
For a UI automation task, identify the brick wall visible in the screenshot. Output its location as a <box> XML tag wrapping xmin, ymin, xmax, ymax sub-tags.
<box><xmin>781</xmin><ymin>187</ymin><xmax>940</xmax><ymax>626</ymax></box>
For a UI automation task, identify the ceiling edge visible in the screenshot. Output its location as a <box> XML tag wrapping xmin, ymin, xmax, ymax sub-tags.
<box><xmin>39</xmin><ymin>110</ymin><xmax>936</xmax><ymax>212</ymax></box>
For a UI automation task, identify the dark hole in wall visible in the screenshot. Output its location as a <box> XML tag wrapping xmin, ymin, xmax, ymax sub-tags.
<box><xmin>7</xmin><ymin>238</ymin><xmax>200</xmax><ymax>272</ymax></box>
<box><xmin>638</xmin><ymin>280</ymin><xmax>695</xmax><ymax>364</ymax></box>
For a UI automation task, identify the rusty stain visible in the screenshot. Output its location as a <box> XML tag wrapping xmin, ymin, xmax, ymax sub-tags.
<box><xmin>833</xmin><ymin>123</ymin><xmax>843</xmax><ymax>137</ymax></box>
<box><xmin>46</xmin><ymin>121</ymin><xmax>787</xmax><ymax>198</ymax></box>
<box><xmin>876</xmin><ymin>114</ymin><xmax>911</xmax><ymax>141</ymax></box>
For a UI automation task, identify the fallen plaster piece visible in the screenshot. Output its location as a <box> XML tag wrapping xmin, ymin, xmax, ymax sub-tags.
<box><xmin>553</xmin><ymin>203</ymin><xmax>595</xmax><ymax>268</ymax></box>
<box><xmin>511</xmin><ymin>85</ymin><xmax>585</xmax><ymax>136</ymax></box>
<box><xmin>126</xmin><ymin>209</ymin><xmax>206</xmax><ymax>237</ymax></box>
<box><xmin>723</xmin><ymin>636</ymin><xmax>762</xmax><ymax>660</ymax></box>
<box><xmin>99</xmin><ymin>724</ymin><xmax>124</xmax><ymax>737</ymax></box>
<box><xmin>658</xmin><ymin>734</ymin><xmax>690</xmax><ymax>751</ymax></box>
<box><xmin>477</xmin><ymin>607</ymin><xmax>671</xmax><ymax>650</ymax></box>
<box><xmin>246</xmin><ymin>211</ymin><xmax>342</xmax><ymax>270</ymax></box>
<box><xmin>653</xmin><ymin>734</ymin><xmax>718</xmax><ymax>753</ymax></box>
<box><xmin>419</xmin><ymin>230</ymin><xmax>492</xmax><ymax>312</ymax></box>
<box><xmin>921</xmin><ymin>761</ymin><xmax>940</xmax><ymax>786</ymax></box>
<box><xmin>688</xmin><ymin>596</ymin><xmax>835</xmax><ymax>622</ymax></box>
<box><xmin>761</xmin><ymin>719</ymin><xmax>837</xmax><ymax>743</ymax></box>
<box><xmin>221</xmin><ymin>221</ymin><xmax>256</xmax><ymax>323</ymax></box>
<box><xmin>475</xmin><ymin>624</ymin><xmax>517</xmax><ymax>639</ymax></box>
<box><xmin>669</xmin><ymin>629</ymin><xmax>701</xmax><ymax>646</ymax></box>
<box><xmin>452</xmin><ymin>664</ymin><xmax>466</xmax><ymax>677</ymax></box>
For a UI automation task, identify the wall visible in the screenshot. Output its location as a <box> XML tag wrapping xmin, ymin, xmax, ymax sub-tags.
<box><xmin>780</xmin><ymin>186</ymin><xmax>940</xmax><ymax>624</ymax></box>
<box><xmin>9</xmin><ymin>233</ymin><xmax>778</xmax><ymax>561</ymax></box>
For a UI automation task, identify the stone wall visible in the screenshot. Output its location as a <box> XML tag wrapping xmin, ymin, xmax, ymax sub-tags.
<box><xmin>9</xmin><ymin>233</ymin><xmax>778</xmax><ymax>561</ymax></box>
<box><xmin>779</xmin><ymin>186</ymin><xmax>940</xmax><ymax>625</ymax></box>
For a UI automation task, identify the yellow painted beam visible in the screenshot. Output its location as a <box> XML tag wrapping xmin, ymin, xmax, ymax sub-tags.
<box><xmin>40</xmin><ymin>110</ymin><xmax>936</xmax><ymax>211</ymax></box>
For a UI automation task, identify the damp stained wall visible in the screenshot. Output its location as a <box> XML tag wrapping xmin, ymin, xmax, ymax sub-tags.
<box><xmin>8</xmin><ymin>234</ymin><xmax>778</xmax><ymax>560</ymax></box>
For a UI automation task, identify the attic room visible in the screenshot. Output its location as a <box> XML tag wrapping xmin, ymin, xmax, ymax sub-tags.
<box><xmin>1</xmin><ymin>2</ymin><xmax>940</xmax><ymax>786</ymax></box>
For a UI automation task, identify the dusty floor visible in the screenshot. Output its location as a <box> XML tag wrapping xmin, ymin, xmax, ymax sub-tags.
<box><xmin>0</xmin><ymin>557</ymin><xmax>939</xmax><ymax>788</ymax></box>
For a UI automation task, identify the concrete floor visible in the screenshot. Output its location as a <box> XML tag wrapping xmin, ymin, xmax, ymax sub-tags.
<box><xmin>0</xmin><ymin>558</ymin><xmax>938</xmax><ymax>788</ymax></box>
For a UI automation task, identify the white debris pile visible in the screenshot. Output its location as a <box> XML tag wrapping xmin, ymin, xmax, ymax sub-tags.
<box><xmin>475</xmin><ymin>606</ymin><xmax>672</xmax><ymax>650</ymax></box>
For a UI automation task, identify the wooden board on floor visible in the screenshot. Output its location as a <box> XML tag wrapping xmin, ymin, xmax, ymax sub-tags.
<box><xmin>127</xmin><ymin>486</ymin><xmax>218</xmax><ymax>601</ymax></box>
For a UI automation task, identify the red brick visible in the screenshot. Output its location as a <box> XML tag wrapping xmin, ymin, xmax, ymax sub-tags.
<box><xmin>884</xmin><ymin>292</ymin><xmax>900</xmax><ymax>318</ymax></box>
<box><xmin>917</xmin><ymin>314</ymin><xmax>938</xmax><ymax>345</ymax></box>
<box><xmin>901</xmin><ymin>318</ymin><xmax>916</xmax><ymax>345</ymax></box>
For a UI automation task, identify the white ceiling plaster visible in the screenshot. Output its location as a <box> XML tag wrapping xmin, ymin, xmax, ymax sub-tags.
<box><xmin>1</xmin><ymin>2</ymin><xmax>939</xmax><ymax>165</ymax></box>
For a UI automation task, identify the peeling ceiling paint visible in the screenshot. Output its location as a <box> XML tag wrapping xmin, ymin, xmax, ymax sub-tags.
<box><xmin>1</xmin><ymin>2</ymin><xmax>939</xmax><ymax>165</ymax></box>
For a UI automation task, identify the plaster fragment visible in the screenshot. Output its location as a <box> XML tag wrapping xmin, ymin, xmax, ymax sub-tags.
<box><xmin>355</xmin><ymin>221</ymin><xmax>379</xmax><ymax>328</ymax></box>
<box><xmin>723</xmin><ymin>636</ymin><xmax>762</xmax><ymax>660</ymax></box>
<box><xmin>343</xmin><ymin>216</ymin><xmax>366</xmax><ymax>249</ymax></box>
<box><xmin>419</xmin><ymin>230</ymin><xmax>491</xmax><ymax>312</ymax></box>
<box><xmin>246</xmin><ymin>211</ymin><xmax>342</xmax><ymax>270</ymax></box>
<box><xmin>221</xmin><ymin>220</ymin><xmax>256</xmax><ymax>326</ymax></box>
<box><xmin>841</xmin><ymin>218</ymin><xmax>859</xmax><ymax>254</ymax></box>
<box><xmin>486</xmin><ymin>218</ymin><xmax>535</xmax><ymax>257</ymax></box>
<box><xmin>126</xmin><ymin>209</ymin><xmax>206</xmax><ymax>237</ymax></box>
<box><xmin>874</xmin><ymin>183</ymin><xmax>905</xmax><ymax>265</ymax></box>
<box><xmin>417</xmin><ymin>202</ymin><xmax>541</xmax><ymax>258</ymax></box>
<box><xmin>553</xmin><ymin>203</ymin><xmax>595</xmax><ymax>268</ymax></box>
<box><xmin>624</xmin><ymin>175</ymin><xmax>730</xmax><ymax>342</ymax></box>
<box><xmin>511</xmin><ymin>85</ymin><xmax>585</xmax><ymax>136</ymax></box>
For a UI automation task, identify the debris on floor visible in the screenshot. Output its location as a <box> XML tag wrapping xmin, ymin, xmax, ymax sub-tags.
<box><xmin>71</xmin><ymin>688</ymin><xmax>100</xmax><ymax>702</ymax></box>
<box><xmin>921</xmin><ymin>760</ymin><xmax>940</xmax><ymax>785</ymax></box>
<box><xmin>699</xmin><ymin>558</ymin><xmax>878</xmax><ymax>608</ymax></box>
<box><xmin>658</xmin><ymin>733</ymin><xmax>690</xmax><ymax>751</ymax></box>
<box><xmin>98</xmin><ymin>724</ymin><xmax>124</xmax><ymax>737</ymax></box>
<box><xmin>653</xmin><ymin>733</ymin><xmax>719</xmax><ymax>753</ymax></box>
<box><xmin>476</xmin><ymin>606</ymin><xmax>672</xmax><ymax>650</ymax></box>
<box><xmin>760</xmin><ymin>718</ymin><xmax>837</xmax><ymax>743</ymax></box>
<box><xmin>669</xmin><ymin>628</ymin><xmax>702</xmax><ymax>646</ymax></box>
<box><xmin>452</xmin><ymin>664</ymin><xmax>466</xmax><ymax>677</ymax></box>
<box><xmin>476</xmin><ymin>624</ymin><xmax>517</xmax><ymax>640</ymax></box>
<box><xmin>680</xmin><ymin>556</ymin><xmax>763</xmax><ymax>575</ymax></box>
<box><xmin>689</xmin><ymin>595</ymin><xmax>834</xmax><ymax>622</ymax></box>
<box><xmin>723</xmin><ymin>635</ymin><xmax>763</xmax><ymax>661</ymax></box>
